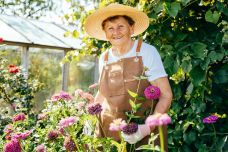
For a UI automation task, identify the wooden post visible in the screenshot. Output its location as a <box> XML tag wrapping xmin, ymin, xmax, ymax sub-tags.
<box><xmin>94</xmin><ymin>57</ymin><xmax>99</xmax><ymax>83</ymax></box>
<box><xmin>62</xmin><ymin>50</ymin><xmax>69</xmax><ymax>91</ymax></box>
<box><xmin>21</xmin><ymin>46</ymin><xmax>29</xmax><ymax>79</ymax></box>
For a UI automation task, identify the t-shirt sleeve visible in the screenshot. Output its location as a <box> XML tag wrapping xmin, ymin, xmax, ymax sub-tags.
<box><xmin>143</xmin><ymin>45</ymin><xmax>167</xmax><ymax>82</ymax></box>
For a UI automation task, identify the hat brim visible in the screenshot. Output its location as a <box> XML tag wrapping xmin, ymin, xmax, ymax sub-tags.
<box><xmin>84</xmin><ymin>4</ymin><xmax>149</xmax><ymax>41</ymax></box>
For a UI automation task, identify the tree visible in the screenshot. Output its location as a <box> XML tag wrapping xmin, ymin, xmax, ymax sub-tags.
<box><xmin>0</xmin><ymin>0</ymin><xmax>54</xmax><ymax>19</ymax></box>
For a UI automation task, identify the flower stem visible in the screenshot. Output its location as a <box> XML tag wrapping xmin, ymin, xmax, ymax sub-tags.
<box><xmin>212</xmin><ymin>124</ymin><xmax>217</xmax><ymax>145</ymax></box>
<box><xmin>158</xmin><ymin>126</ymin><xmax>164</xmax><ymax>152</ymax></box>
<box><xmin>96</xmin><ymin>115</ymin><xmax>106</xmax><ymax>137</ymax></box>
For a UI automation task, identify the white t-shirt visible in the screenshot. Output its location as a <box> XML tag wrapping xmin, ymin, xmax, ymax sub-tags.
<box><xmin>99</xmin><ymin>40</ymin><xmax>167</xmax><ymax>82</ymax></box>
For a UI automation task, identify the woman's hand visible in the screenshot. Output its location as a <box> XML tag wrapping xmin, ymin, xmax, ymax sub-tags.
<box><xmin>121</xmin><ymin>124</ymin><xmax>151</xmax><ymax>144</ymax></box>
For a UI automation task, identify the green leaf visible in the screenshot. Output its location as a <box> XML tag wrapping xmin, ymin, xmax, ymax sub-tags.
<box><xmin>183</xmin><ymin>131</ymin><xmax>196</xmax><ymax>144</ymax></box>
<box><xmin>136</xmin><ymin>145</ymin><xmax>160</xmax><ymax>151</ymax></box>
<box><xmin>183</xmin><ymin>121</ymin><xmax>195</xmax><ymax>132</ymax></box>
<box><xmin>205</xmin><ymin>10</ymin><xmax>221</xmax><ymax>24</ymax></box>
<box><xmin>189</xmin><ymin>66</ymin><xmax>206</xmax><ymax>86</ymax></box>
<box><xmin>191</xmin><ymin>42</ymin><xmax>207</xmax><ymax>59</ymax></box>
<box><xmin>127</xmin><ymin>90</ymin><xmax>138</xmax><ymax>98</ymax></box>
<box><xmin>164</xmin><ymin>2</ymin><xmax>181</xmax><ymax>17</ymax></box>
<box><xmin>213</xmin><ymin>64</ymin><xmax>228</xmax><ymax>84</ymax></box>
<box><xmin>181</xmin><ymin>57</ymin><xmax>192</xmax><ymax>73</ymax></box>
<box><xmin>208</xmin><ymin>51</ymin><xmax>224</xmax><ymax>62</ymax></box>
<box><xmin>129</xmin><ymin>99</ymin><xmax>136</xmax><ymax>110</ymax></box>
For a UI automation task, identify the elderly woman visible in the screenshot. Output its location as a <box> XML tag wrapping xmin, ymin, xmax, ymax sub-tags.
<box><xmin>85</xmin><ymin>3</ymin><xmax>172</xmax><ymax>150</ymax></box>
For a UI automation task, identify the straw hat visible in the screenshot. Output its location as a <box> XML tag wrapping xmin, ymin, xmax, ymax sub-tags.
<box><xmin>84</xmin><ymin>3</ymin><xmax>149</xmax><ymax>41</ymax></box>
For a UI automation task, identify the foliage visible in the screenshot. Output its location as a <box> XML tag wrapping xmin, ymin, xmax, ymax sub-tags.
<box><xmin>0</xmin><ymin>57</ymin><xmax>42</xmax><ymax>136</ymax></box>
<box><xmin>0</xmin><ymin>89</ymin><xmax>116</xmax><ymax>151</ymax></box>
<box><xmin>65</xmin><ymin>0</ymin><xmax>228</xmax><ymax>151</ymax></box>
<box><xmin>0</xmin><ymin>0</ymin><xmax>54</xmax><ymax>19</ymax></box>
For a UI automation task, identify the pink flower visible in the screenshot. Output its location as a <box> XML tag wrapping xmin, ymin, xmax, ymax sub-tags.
<box><xmin>0</xmin><ymin>37</ymin><xmax>3</xmax><ymax>43</ymax></box>
<box><xmin>81</xmin><ymin>92</ymin><xmax>94</xmax><ymax>102</ymax></box>
<box><xmin>159</xmin><ymin>113</ymin><xmax>172</xmax><ymax>125</ymax></box>
<box><xmin>144</xmin><ymin>85</ymin><xmax>161</xmax><ymax>100</ymax></box>
<box><xmin>75</xmin><ymin>89</ymin><xmax>84</xmax><ymax>96</ymax></box>
<box><xmin>4</xmin><ymin>124</ymin><xmax>14</xmax><ymax>134</ymax></box>
<box><xmin>75</xmin><ymin>101</ymin><xmax>86</xmax><ymax>109</ymax></box>
<box><xmin>4</xmin><ymin>138</ymin><xmax>22</xmax><ymax>152</ymax></box>
<box><xmin>109</xmin><ymin>118</ymin><xmax>127</xmax><ymax>131</ymax></box>
<box><xmin>89</xmin><ymin>83</ymin><xmax>98</xmax><ymax>89</ymax></box>
<box><xmin>59</xmin><ymin>116</ymin><xmax>78</xmax><ymax>128</ymax></box>
<box><xmin>11</xmin><ymin>130</ymin><xmax>32</xmax><ymax>140</ymax></box>
<box><xmin>203</xmin><ymin>115</ymin><xmax>219</xmax><ymax>124</ymax></box>
<box><xmin>146</xmin><ymin>113</ymin><xmax>171</xmax><ymax>127</ymax></box>
<box><xmin>36</xmin><ymin>144</ymin><xmax>46</xmax><ymax>152</ymax></box>
<box><xmin>12</xmin><ymin>113</ymin><xmax>26</xmax><ymax>122</ymax></box>
<box><xmin>38</xmin><ymin>113</ymin><xmax>47</xmax><ymax>120</ymax></box>
<box><xmin>51</xmin><ymin>91</ymin><xmax>72</xmax><ymax>102</ymax></box>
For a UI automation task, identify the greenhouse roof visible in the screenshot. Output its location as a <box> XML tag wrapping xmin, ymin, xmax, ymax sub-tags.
<box><xmin>0</xmin><ymin>14</ymin><xmax>81</xmax><ymax>50</ymax></box>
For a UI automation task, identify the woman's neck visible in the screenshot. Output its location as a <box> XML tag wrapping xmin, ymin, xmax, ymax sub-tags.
<box><xmin>112</xmin><ymin>39</ymin><xmax>134</xmax><ymax>56</ymax></box>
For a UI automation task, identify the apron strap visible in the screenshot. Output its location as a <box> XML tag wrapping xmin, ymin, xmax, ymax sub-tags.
<box><xmin>104</xmin><ymin>50</ymin><xmax>109</xmax><ymax>64</ymax></box>
<box><xmin>136</xmin><ymin>39</ymin><xmax>143</xmax><ymax>56</ymax></box>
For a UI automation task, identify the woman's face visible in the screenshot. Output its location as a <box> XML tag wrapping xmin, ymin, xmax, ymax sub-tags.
<box><xmin>103</xmin><ymin>17</ymin><xmax>134</xmax><ymax>46</ymax></box>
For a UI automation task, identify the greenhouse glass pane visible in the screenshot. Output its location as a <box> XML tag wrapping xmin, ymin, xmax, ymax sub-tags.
<box><xmin>29</xmin><ymin>48</ymin><xmax>64</xmax><ymax>111</ymax></box>
<box><xmin>0</xmin><ymin>20</ymin><xmax>29</xmax><ymax>43</ymax></box>
<box><xmin>0</xmin><ymin>15</ymin><xmax>68</xmax><ymax>48</ymax></box>
<box><xmin>29</xmin><ymin>20</ymin><xmax>81</xmax><ymax>49</ymax></box>
<box><xmin>68</xmin><ymin>56</ymin><xmax>96</xmax><ymax>94</ymax></box>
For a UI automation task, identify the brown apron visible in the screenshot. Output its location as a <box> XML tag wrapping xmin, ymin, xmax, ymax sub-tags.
<box><xmin>98</xmin><ymin>40</ymin><xmax>168</xmax><ymax>151</ymax></box>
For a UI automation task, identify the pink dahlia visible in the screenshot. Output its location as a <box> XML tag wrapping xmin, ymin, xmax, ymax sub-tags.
<box><xmin>144</xmin><ymin>85</ymin><xmax>161</xmax><ymax>100</ymax></box>
<box><xmin>11</xmin><ymin>130</ymin><xmax>32</xmax><ymax>140</ymax></box>
<box><xmin>4</xmin><ymin>138</ymin><xmax>22</xmax><ymax>152</ymax></box>
<box><xmin>12</xmin><ymin>113</ymin><xmax>26</xmax><ymax>122</ymax></box>
<box><xmin>59</xmin><ymin>116</ymin><xmax>78</xmax><ymax>128</ymax></box>
<box><xmin>51</xmin><ymin>91</ymin><xmax>72</xmax><ymax>102</ymax></box>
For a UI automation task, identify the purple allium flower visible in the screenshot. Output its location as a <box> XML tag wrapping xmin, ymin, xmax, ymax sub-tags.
<box><xmin>11</xmin><ymin>130</ymin><xmax>32</xmax><ymax>140</ymax></box>
<box><xmin>12</xmin><ymin>113</ymin><xmax>26</xmax><ymax>122</ymax></box>
<box><xmin>59</xmin><ymin>116</ymin><xmax>78</xmax><ymax>128</ymax></box>
<box><xmin>64</xmin><ymin>136</ymin><xmax>77</xmax><ymax>152</ymax></box>
<box><xmin>121</xmin><ymin>123</ymin><xmax>138</xmax><ymax>135</ymax></box>
<box><xmin>87</xmin><ymin>103</ymin><xmax>102</xmax><ymax>115</ymax></box>
<box><xmin>109</xmin><ymin>118</ymin><xmax>127</xmax><ymax>132</ymax></box>
<box><xmin>203</xmin><ymin>115</ymin><xmax>219</xmax><ymax>124</ymax></box>
<box><xmin>48</xmin><ymin>130</ymin><xmax>59</xmax><ymax>140</ymax></box>
<box><xmin>36</xmin><ymin>144</ymin><xmax>46</xmax><ymax>152</ymax></box>
<box><xmin>144</xmin><ymin>85</ymin><xmax>161</xmax><ymax>100</ymax></box>
<box><xmin>3</xmin><ymin>138</ymin><xmax>22</xmax><ymax>152</ymax></box>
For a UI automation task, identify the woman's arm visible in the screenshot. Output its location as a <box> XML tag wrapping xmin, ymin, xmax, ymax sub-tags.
<box><xmin>150</xmin><ymin>77</ymin><xmax>173</xmax><ymax>114</ymax></box>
